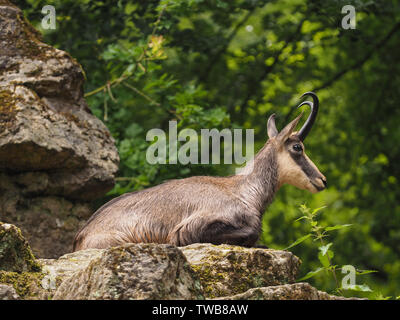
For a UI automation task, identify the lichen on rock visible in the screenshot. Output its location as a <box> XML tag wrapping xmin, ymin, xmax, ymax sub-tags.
<box><xmin>0</xmin><ymin>89</ymin><xmax>18</xmax><ymax>133</ymax></box>
<box><xmin>0</xmin><ymin>224</ymin><xmax>365</xmax><ymax>300</ymax></box>
<box><xmin>180</xmin><ymin>243</ymin><xmax>301</xmax><ymax>298</ymax></box>
<box><xmin>0</xmin><ymin>222</ymin><xmax>48</xmax><ymax>299</ymax></box>
<box><xmin>0</xmin><ymin>2</ymin><xmax>119</xmax><ymax>196</ymax></box>
<box><xmin>0</xmin><ymin>222</ymin><xmax>41</xmax><ymax>273</ymax></box>
<box><xmin>49</xmin><ymin>243</ymin><xmax>204</xmax><ymax>300</ymax></box>
<box><xmin>0</xmin><ymin>270</ymin><xmax>45</xmax><ymax>299</ymax></box>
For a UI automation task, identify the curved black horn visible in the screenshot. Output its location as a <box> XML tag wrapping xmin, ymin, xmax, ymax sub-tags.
<box><xmin>296</xmin><ymin>91</ymin><xmax>319</xmax><ymax>141</ymax></box>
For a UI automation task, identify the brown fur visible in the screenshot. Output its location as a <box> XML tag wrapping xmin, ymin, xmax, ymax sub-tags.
<box><xmin>73</xmin><ymin>114</ymin><xmax>326</xmax><ymax>251</ymax></box>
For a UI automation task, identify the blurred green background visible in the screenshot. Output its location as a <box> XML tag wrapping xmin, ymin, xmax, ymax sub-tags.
<box><xmin>15</xmin><ymin>0</ymin><xmax>400</xmax><ymax>298</ymax></box>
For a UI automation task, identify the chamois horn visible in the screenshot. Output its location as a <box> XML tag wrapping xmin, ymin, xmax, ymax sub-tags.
<box><xmin>296</xmin><ymin>91</ymin><xmax>319</xmax><ymax>141</ymax></box>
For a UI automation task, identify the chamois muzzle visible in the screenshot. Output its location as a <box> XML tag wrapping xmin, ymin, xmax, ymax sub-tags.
<box><xmin>311</xmin><ymin>176</ymin><xmax>327</xmax><ymax>192</ymax></box>
<box><xmin>296</xmin><ymin>92</ymin><xmax>319</xmax><ymax>141</ymax></box>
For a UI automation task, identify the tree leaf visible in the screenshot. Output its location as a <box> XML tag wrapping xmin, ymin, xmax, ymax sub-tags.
<box><xmin>297</xmin><ymin>267</ymin><xmax>325</xmax><ymax>281</ymax></box>
<box><xmin>342</xmin><ymin>284</ymin><xmax>372</xmax><ymax>292</ymax></box>
<box><xmin>284</xmin><ymin>234</ymin><xmax>312</xmax><ymax>250</ymax></box>
<box><xmin>325</xmin><ymin>224</ymin><xmax>353</xmax><ymax>232</ymax></box>
<box><xmin>318</xmin><ymin>249</ymin><xmax>334</xmax><ymax>268</ymax></box>
<box><xmin>355</xmin><ymin>269</ymin><xmax>378</xmax><ymax>276</ymax></box>
<box><xmin>311</xmin><ymin>206</ymin><xmax>327</xmax><ymax>216</ymax></box>
<box><xmin>295</xmin><ymin>216</ymin><xmax>309</xmax><ymax>222</ymax></box>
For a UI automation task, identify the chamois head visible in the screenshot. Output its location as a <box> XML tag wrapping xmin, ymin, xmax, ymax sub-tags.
<box><xmin>267</xmin><ymin>92</ymin><xmax>327</xmax><ymax>193</ymax></box>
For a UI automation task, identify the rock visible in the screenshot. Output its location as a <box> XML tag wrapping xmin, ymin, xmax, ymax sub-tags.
<box><xmin>0</xmin><ymin>222</ymin><xmax>46</xmax><ymax>300</ymax></box>
<box><xmin>180</xmin><ymin>243</ymin><xmax>300</xmax><ymax>298</ymax></box>
<box><xmin>0</xmin><ymin>173</ymin><xmax>93</xmax><ymax>258</ymax></box>
<box><xmin>40</xmin><ymin>248</ymin><xmax>104</xmax><ymax>282</ymax></box>
<box><xmin>0</xmin><ymin>85</ymin><xmax>119</xmax><ymax>200</ymax></box>
<box><xmin>46</xmin><ymin>244</ymin><xmax>204</xmax><ymax>300</ymax></box>
<box><xmin>216</xmin><ymin>283</ymin><xmax>365</xmax><ymax>300</ymax></box>
<box><xmin>0</xmin><ymin>227</ymin><xmax>364</xmax><ymax>300</ymax></box>
<box><xmin>0</xmin><ymin>271</ymin><xmax>46</xmax><ymax>300</ymax></box>
<box><xmin>0</xmin><ymin>4</ymin><xmax>119</xmax><ymax>200</ymax></box>
<box><xmin>0</xmin><ymin>2</ymin><xmax>120</xmax><ymax>257</ymax></box>
<box><xmin>0</xmin><ymin>222</ymin><xmax>41</xmax><ymax>272</ymax></box>
<box><xmin>0</xmin><ymin>284</ymin><xmax>20</xmax><ymax>300</ymax></box>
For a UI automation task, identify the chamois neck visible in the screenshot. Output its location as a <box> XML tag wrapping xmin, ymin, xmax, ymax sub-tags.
<box><xmin>236</xmin><ymin>141</ymin><xmax>279</xmax><ymax>213</ymax></box>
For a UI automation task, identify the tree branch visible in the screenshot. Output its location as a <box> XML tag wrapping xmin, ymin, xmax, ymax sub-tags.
<box><xmin>238</xmin><ymin>18</ymin><xmax>306</xmax><ymax>115</ymax></box>
<box><xmin>198</xmin><ymin>8</ymin><xmax>255</xmax><ymax>83</ymax></box>
<box><xmin>84</xmin><ymin>6</ymin><xmax>167</xmax><ymax>98</ymax></box>
<box><xmin>283</xmin><ymin>21</ymin><xmax>400</xmax><ymax>123</ymax></box>
<box><xmin>314</xmin><ymin>21</ymin><xmax>400</xmax><ymax>92</ymax></box>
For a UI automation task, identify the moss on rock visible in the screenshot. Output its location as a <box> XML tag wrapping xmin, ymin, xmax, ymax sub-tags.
<box><xmin>180</xmin><ymin>243</ymin><xmax>301</xmax><ymax>299</ymax></box>
<box><xmin>0</xmin><ymin>89</ymin><xmax>18</xmax><ymax>133</ymax></box>
<box><xmin>0</xmin><ymin>222</ymin><xmax>41</xmax><ymax>273</ymax></box>
<box><xmin>51</xmin><ymin>244</ymin><xmax>205</xmax><ymax>300</ymax></box>
<box><xmin>0</xmin><ymin>270</ymin><xmax>45</xmax><ymax>299</ymax></box>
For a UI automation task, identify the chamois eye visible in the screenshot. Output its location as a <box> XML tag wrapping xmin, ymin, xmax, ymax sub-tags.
<box><xmin>293</xmin><ymin>144</ymin><xmax>302</xmax><ymax>152</ymax></box>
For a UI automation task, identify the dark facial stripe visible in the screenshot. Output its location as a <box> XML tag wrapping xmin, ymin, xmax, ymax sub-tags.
<box><xmin>289</xmin><ymin>152</ymin><xmax>320</xmax><ymax>182</ymax></box>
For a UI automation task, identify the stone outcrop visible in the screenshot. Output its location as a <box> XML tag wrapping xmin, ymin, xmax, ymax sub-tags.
<box><xmin>0</xmin><ymin>223</ymin><xmax>364</xmax><ymax>300</ymax></box>
<box><xmin>0</xmin><ymin>1</ymin><xmax>119</xmax><ymax>258</ymax></box>
<box><xmin>48</xmin><ymin>244</ymin><xmax>204</xmax><ymax>300</ymax></box>
<box><xmin>180</xmin><ymin>243</ymin><xmax>300</xmax><ymax>298</ymax></box>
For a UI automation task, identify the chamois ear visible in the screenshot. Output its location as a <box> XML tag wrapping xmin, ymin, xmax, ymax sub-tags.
<box><xmin>267</xmin><ymin>113</ymin><xmax>278</xmax><ymax>138</ymax></box>
<box><xmin>276</xmin><ymin>112</ymin><xmax>303</xmax><ymax>143</ymax></box>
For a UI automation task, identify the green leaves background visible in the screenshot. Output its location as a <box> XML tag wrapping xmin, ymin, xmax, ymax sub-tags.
<box><xmin>15</xmin><ymin>0</ymin><xmax>400</xmax><ymax>298</ymax></box>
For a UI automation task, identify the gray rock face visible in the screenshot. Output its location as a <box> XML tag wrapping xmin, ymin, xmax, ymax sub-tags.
<box><xmin>43</xmin><ymin>244</ymin><xmax>204</xmax><ymax>300</ymax></box>
<box><xmin>0</xmin><ymin>2</ymin><xmax>119</xmax><ymax>257</ymax></box>
<box><xmin>0</xmin><ymin>3</ymin><xmax>119</xmax><ymax>199</ymax></box>
<box><xmin>0</xmin><ymin>172</ymin><xmax>93</xmax><ymax>258</ymax></box>
<box><xmin>40</xmin><ymin>248</ymin><xmax>104</xmax><ymax>282</ymax></box>
<box><xmin>180</xmin><ymin>243</ymin><xmax>300</xmax><ymax>298</ymax></box>
<box><xmin>0</xmin><ymin>284</ymin><xmax>20</xmax><ymax>300</ymax></box>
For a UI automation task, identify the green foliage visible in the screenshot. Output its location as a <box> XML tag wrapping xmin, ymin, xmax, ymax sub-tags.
<box><xmin>287</xmin><ymin>204</ymin><xmax>378</xmax><ymax>298</ymax></box>
<box><xmin>16</xmin><ymin>0</ymin><xmax>400</xmax><ymax>298</ymax></box>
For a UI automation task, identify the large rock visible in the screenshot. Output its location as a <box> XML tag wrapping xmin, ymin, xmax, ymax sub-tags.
<box><xmin>0</xmin><ymin>3</ymin><xmax>119</xmax><ymax>199</ymax></box>
<box><xmin>0</xmin><ymin>2</ymin><xmax>119</xmax><ymax>257</ymax></box>
<box><xmin>0</xmin><ymin>85</ymin><xmax>119</xmax><ymax>200</ymax></box>
<box><xmin>217</xmin><ymin>283</ymin><xmax>363</xmax><ymax>300</ymax></box>
<box><xmin>0</xmin><ymin>225</ymin><xmax>365</xmax><ymax>300</ymax></box>
<box><xmin>180</xmin><ymin>243</ymin><xmax>300</xmax><ymax>298</ymax></box>
<box><xmin>43</xmin><ymin>244</ymin><xmax>204</xmax><ymax>300</ymax></box>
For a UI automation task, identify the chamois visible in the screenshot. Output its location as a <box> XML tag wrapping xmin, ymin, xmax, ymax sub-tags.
<box><xmin>73</xmin><ymin>92</ymin><xmax>327</xmax><ymax>251</ymax></box>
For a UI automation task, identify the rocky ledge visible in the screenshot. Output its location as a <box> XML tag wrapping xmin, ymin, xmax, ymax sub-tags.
<box><xmin>0</xmin><ymin>222</ymin><xmax>363</xmax><ymax>300</ymax></box>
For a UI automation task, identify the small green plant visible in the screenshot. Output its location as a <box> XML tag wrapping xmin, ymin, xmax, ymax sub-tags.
<box><xmin>286</xmin><ymin>204</ymin><xmax>377</xmax><ymax>296</ymax></box>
